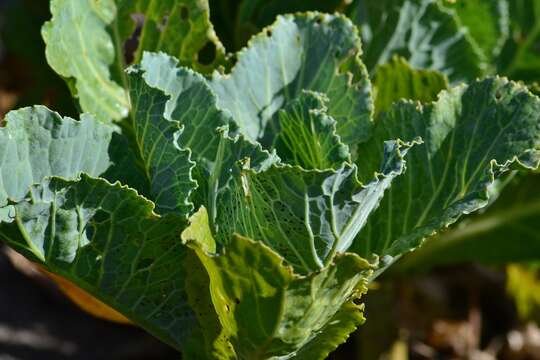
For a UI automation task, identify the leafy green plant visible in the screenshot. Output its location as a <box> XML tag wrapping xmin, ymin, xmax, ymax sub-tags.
<box><xmin>1</xmin><ymin>1</ymin><xmax>540</xmax><ymax>359</ymax></box>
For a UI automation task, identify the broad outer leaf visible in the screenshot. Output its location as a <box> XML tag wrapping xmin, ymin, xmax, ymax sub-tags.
<box><xmin>215</xmin><ymin>140</ymin><xmax>414</xmax><ymax>273</ymax></box>
<box><xmin>396</xmin><ymin>174</ymin><xmax>540</xmax><ymax>271</ymax></box>
<box><xmin>0</xmin><ymin>175</ymin><xmax>195</xmax><ymax>350</ymax></box>
<box><xmin>274</xmin><ymin>91</ymin><xmax>350</xmax><ymax>170</ymax></box>
<box><xmin>353</xmin><ymin>78</ymin><xmax>540</xmax><ymax>265</ymax></box>
<box><xmin>373</xmin><ymin>56</ymin><xmax>448</xmax><ymax>116</ymax></box>
<box><xmin>442</xmin><ymin>0</ymin><xmax>510</xmax><ymax>60</ymax></box>
<box><xmin>128</xmin><ymin>66</ymin><xmax>197</xmax><ymax>216</ymax></box>
<box><xmin>349</xmin><ymin>0</ymin><xmax>485</xmax><ymax>82</ymax></box>
<box><xmin>0</xmin><ymin>106</ymin><xmax>113</xmax><ymax>208</ymax></box>
<box><xmin>182</xmin><ymin>211</ymin><xmax>372</xmax><ymax>360</ymax></box>
<box><xmin>209</xmin><ymin>12</ymin><xmax>373</xmax><ymax>147</ymax></box>
<box><xmin>42</xmin><ymin>0</ymin><xmax>129</xmax><ymax>122</ymax></box>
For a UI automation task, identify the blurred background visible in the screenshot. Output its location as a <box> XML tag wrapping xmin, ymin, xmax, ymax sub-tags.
<box><xmin>0</xmin><ymin>1</ymin><xmax>539</xmax><ymax>359</ymax></box>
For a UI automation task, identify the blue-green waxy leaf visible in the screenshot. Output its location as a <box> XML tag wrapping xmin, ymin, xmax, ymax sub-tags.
<box><xmin>209</xmin><ymin>12</ymin><xmax>373</xmax><ymax>147</ymax></box>
<box><xmin>0</xmin><ymin>104</ymin><xmax>195</xmax><ymax>351</ymax></box>
<box><xmin>42</xmin><ymin>0</ymin><xmax>130</xmax><ymax>123</ymax></box>
<box><xmin>215</xmin><ymin>140</ymin><xmax>414</xmax><ymax>273</ymax></box>
<box><xmin>274</xmin><ymin>91</ymin><xmax>350</xmax><ymax>170</ymax></box>
<box><xmin>128</xmin><ymin>66</ymin><xmax>197</xmax><ymax>217</ymax></box>
<box><xmin>182</xmin><ymin>213</ymin><xmax>372</xmax><ymax>360</ymax></box>
<box><xmin>42</xmin><ymin>0</ymin><xmax>227</xmax><ymax>123</ymax></box>
<box><xmin>0</xmin><ymin>106</ymin><xmax>113</xmax><ymax>209</ymax></box>
<box><xmin>349</xmin><ymin>0</ymin><xmax>485</xmax><ymax>82</ymax></box>
<box><xmin>353</xmin><ymin>77</ymin><xmax>540</xmax><ymax>266</ymax></box>
<box><xmin>137</xmin><ymin>52</ymin><xmax>232</xmax><ymax>166</ymax></box>
<box><xmin>0</xmin><ymin>175</ymin><xmax>195</xmax><ymax>350</ymax></box>
<box><xmin>396</xmin><ymin>173</ymin><xmax>540</xmax><ymax>272</ymax></box>
<box><xmin>133</xmin><ymin>52</ymin><xmax>279</xmax><ymax>224</ymax></box>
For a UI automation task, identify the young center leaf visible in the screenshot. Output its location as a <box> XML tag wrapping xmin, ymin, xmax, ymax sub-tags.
<box><xmin>213</xmin><ymin>140</ymin><xmax>413</xmax><ymax>274</ymax></box>
<box><xmin>129</xmin><ymin>46</ymin><xmax>410</xmax><ymax>275</ymax></box>
<box><xmin>273</xmin><ymin>91</ymin><xmax>351</xmax><ymax>170</ymax></box>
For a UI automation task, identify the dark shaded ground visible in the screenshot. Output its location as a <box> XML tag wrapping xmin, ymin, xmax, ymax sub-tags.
<box><xmin>0</xmin><ymin>246</ymin><xmax>178</xmax><ymax>360</ymax></box>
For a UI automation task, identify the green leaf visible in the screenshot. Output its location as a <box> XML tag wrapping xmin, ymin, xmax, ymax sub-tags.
<box><xmin>183</xmin><ymin>250</ymin><xmax>236</xmax><ymax>360</ymax></box>
<box><xmin>442</xmin><ymin>0</ymin><xmax>509</xmax><ymax>60</ymax></box>
<box><xmin>209</xmin><ymin>12</ymin><xmax>373</xmax><ymax>147</ymax></box>
<box><xmin>497</xmin><ymin>0</ymin><xmax>540</xmax><ymax>81</ymax></box>
<box><xmin>182</xmin><ymin>214</ymin><xmax>372</xmax><ymax>359</ymax></box>
<box><xmin>101</xmin><ymin>132</ymin><xmax>151</xmax><ymax>197</ymax></box>
<box><xmin>208</xmin><ymin>0</ymin><xmax>346</xmax><ymax>52</ymax></box>
<box><xmin>133</xmin><ymin>51</ymin><xmax>279</xmax><ymax>225</ymax></box>
<box><xmin>136</xmin><ymin>52</ymin><xmax>233</xmax><ymax>166</ymax></box>
<box><xmin>214</xmin><ymin>140</ymin><xmax>414</xmax><ymax>273</ymax></box>
<box><xmin>394</xmin><ymin>174</ymin><xmax>540</xmax><ymax>271</ymax></box>
<box><xmin>353</xmin><ymin>78</ymin><xmax>540</xmax><ymax>265</ymax></box>
<box><xmin>273</xmin><ymin>91</ymin><xmax>350</xmax><ymax>170</ymax></box>
<box><xmin>128</xmin><ymin>65</ymin><xmax>197</xmax><ymax>216</ymax></box>
<box><xmin>42</xmin><ymin>0</ymin><xmax>130</xmax><ymax>123</ymax></box>
<box><xmin>0</xmin><ymin>106</ymin><xmax>113</xmax><ymax>208</ymax></box>
<box><xmin>373</xmin><ymin>56</ymin><xmax>449</xmax><ymax>116</ymax></box>
<box><xmin>293</xmin><ymin>301</ymin><xmax>366</xmax><ymax>360</ymax></box>
<box><xmin>349</xmin><ymin>0</ymin><xmax>485</xmax><ymax>82</ymax></box>
<box><xmin>507</xmin><ymin>264</ymin><xmax>540</xmax><ymax>320</ymax></box>
<box><xmin>0</xmin><ymin>175</ymin><xmax>194</xmax><ymax>350</ymax></box>
<box><xmin>42</xmin><ymin>0</ymin><xmax>227</xmax><ymax>123</ymax></box>
<box><xmin>117</xmin><ymin>0</ymin><xmax>227</xmax><ymax>72</ymax></box>
<box><xmin>234</xmin><ymin>0</ymin><xmax>345</xmax><ymax>49</ymax></box>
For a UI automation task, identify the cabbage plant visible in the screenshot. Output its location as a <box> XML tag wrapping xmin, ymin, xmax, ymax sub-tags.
<box><xmin>1</xmin><ymin>1</ymin><xmax>540</xmax><ymax>359</ymax></box>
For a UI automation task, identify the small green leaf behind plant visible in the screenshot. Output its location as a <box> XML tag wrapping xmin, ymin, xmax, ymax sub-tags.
<box><xmin>348</xmin><ymin>0</ymin><xmax>485</xmax><ymax>82</ymax></box>
<box><xmin>372</xmin><ymin>56</ymin><xmax>449</xmax><ymax>116</ymax></box>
